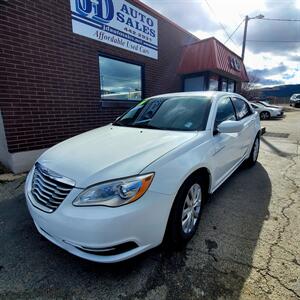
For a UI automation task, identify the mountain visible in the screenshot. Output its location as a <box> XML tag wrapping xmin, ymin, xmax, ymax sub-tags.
<box><xmin>258</xmin><ymin>84</ymin><xmax>300</xmax><ymax>98</ymax></box>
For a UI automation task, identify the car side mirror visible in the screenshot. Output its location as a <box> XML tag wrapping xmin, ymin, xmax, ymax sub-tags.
<box><xmin>217</xmin><ymin>120</ymin><xmax>243</xmax><ymax>134</ymax></box>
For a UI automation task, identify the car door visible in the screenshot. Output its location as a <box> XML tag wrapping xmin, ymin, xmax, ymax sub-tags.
<box><xmin>211</xmin><ymin>96</ymin><xmax>244</xmax><ymax>187</ymax></box>
<box><xmin>231</xmin><ymin>97</ymin><xmax>256</xmax><ymax>157</ymax></box>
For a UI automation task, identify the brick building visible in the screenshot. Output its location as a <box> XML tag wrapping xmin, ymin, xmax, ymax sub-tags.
<box><xmin>0</xmin><ymin>0</ymin><xmax>248</xmax><ymax>173</ymax></box>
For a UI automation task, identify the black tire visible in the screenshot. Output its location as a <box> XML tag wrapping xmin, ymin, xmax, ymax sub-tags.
<box><xmin>244</xmin><ymin>134</ymin><xmax>260</xmax><ymax>168</ymax></box>
<box><xmin>164</xmin><ymin>176</ymin><xmax>206</xmax><ymax>249</ymax></box>
<box><xmin>260</xmin><ymin>111</ymin><xmax>271</xmax><ymax>120</ymax></box>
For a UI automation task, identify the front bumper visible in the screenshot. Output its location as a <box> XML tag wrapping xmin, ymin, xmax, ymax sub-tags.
<box><xmin>25</xmin><ymin>169</ymin><xmax>174</xmax><ymax>263</ymax></box>
<box><xmin>271</xmin><ymin>110</ymin><xmax>284</xmax><ymax>118</ymax></box>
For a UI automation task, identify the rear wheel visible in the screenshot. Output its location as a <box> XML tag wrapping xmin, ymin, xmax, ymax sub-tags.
<box><xmin>260</xmin><ymin>111</ymin><xmax>271</xmax><ymax>120</ymax></box>
<box><xmin>164</xmin><ymin>176</ymin><xmax>206</xmax><ymax>249</ymax></box>
<box><xmin>244</xmin><ymin>135</ymin><xmax>260</xmax><ymax>167</ymax></box>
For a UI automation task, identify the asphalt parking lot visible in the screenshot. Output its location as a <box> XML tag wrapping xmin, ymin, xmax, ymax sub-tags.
<box><xmin>0</xmin><ymin>109</ymin><xmax>299</xmax><ymax>299</ymax></box>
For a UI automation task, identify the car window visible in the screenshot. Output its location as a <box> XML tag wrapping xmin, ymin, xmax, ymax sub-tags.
<box><xmin>296</xmin><ymin>95</ymin><xmax>300</xmax><ymax>99</ymax></box>
<box><xmin>232</xmin><ymin>97</ymin><xmax>252</xmax><ymax>120</ymax></box>
<box><xmin>114</xmin><ymin>96</ymin><xmax>212</xmax><ymax>131</ymax></box>
<box><xmin>214</xmin><ymin>97</ymin><xmax>236</xmax><ymax>129</ymax></box>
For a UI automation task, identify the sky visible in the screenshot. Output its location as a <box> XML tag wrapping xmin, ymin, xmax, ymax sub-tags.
<box><xmin>141</xmin><ymin>0</ymin><xmax>300</xmax><ymax>87</ymax></box>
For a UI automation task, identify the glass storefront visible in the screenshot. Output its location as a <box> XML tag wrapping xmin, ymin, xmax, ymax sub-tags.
<box><xmin>208</xmin><ymin>75</ymin><xmax>219</xmax><ymax>91</ymax></box>
<box><xmin>183</xmin><ymin>73</ymin><xmax>236</xmax><ymax>93</ymax></box>
<box><xmin>99</xmin><ymin>56</ymin><xmax>143</xmax><ymax>101</ymax></box>
<box><xmin>221</xmin><ymin>79</ymin><xmax>228</xmax><ymax>91</ymax></box>
<box><xmin>228</xmin><ymin>80</ymin><xmax>235</xmax><ymax>92</ymax></box>
<box><xmin>184</xmin><ymin>76</ymin><xmax>205</xmax><ymax>92</ymax></box>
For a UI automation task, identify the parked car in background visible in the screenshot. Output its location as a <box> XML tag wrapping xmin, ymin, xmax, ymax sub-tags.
<box><xmin>251</xmin><ymin>103</ymin><xmax>284</xmax><ymax>120</ymax></box>
<box><xmin>25</xmin><ymin>91</ymin><xmax>261</xmax><ymax>263</ymax></box>
<box><xmin>256</xmin><ymin>100</ymin><xmax>284</xmax><ymax>111</ymax></box>
<box><xmin>290</xmin><ymin>94</ymin><xmax>300</xmax><ymax>107</ymax></box>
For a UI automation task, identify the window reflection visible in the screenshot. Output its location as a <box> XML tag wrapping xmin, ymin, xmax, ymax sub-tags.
<box><xmin>99</xmin><ymin>56</ymin><xmax>142</xmax><ymax>101</ymax></box>
<box><xmin>221</xmin><ymin>79</ymin><xmax>228</xmax><ymax>91</ymax></box>
<box><xmin>228</xmin><ymin>80</ymin><xmax>235</xmax><ymax>92</ymax></box>
<box><xmin>209</xmin><ymin>75</ymin><xmax>219</xmax><ymax>91</ymax></box>
<box><xmin>184</xmin><ymin>76</ymin><xmax>205</xmax><ymax>92</ymax></box>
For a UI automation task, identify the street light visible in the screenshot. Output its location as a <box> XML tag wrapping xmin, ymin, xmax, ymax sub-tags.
<box><xmin>241</xmin><ymin>14</ymin><xmax>265</xmax><ymax>61</ymax></box>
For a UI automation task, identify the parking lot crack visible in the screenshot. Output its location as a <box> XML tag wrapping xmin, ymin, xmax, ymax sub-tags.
<box><xmin>262</xmin><ymin>156</ymin><xmax>300</xmax><ymax>296</ymax></box>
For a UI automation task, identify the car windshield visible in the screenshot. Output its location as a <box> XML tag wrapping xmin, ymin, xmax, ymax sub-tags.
<box><xmin>260</xmin><ymin>101</ymin><xmax>272</xmax><ymax>107</ymax></box>
<box><xmin>113</xmin><ymin>96</ymin><xmax>212</xmax><ymax>131</ymax></box>
<box><xmin>253</xmin><ymin>103</ymin><xmax>263</xmax><ymax>108</ymax></box>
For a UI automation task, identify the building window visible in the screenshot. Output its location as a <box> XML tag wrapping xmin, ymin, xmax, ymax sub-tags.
<box><xmin>228</xmin><ymin>80</ymin><xmax>235</xmax><ymax>92</ymax></box>
<box><xmin>208</xmin><ymin>75</ymin><xmax>219</xmax><ymax>91</ymax></box>
<box><xmin>221</xmin><ymin>78</ymin><xmax>228</xmax><ymax>91</ymax></box>
<box><xmin>99</xmin><ymin>56</ymin><xmax>143</xmax><ymax>101</ymax></box>
<box><xmin>184</xmin><ymin>76</ymin><xmax>205</xmax><ymax>92</ymax></box>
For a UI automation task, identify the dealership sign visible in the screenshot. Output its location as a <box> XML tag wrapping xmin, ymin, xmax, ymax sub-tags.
<box><xmin>70</xmin><ymin>0</ymin><xmax>158</xmax><ymax>59</ymax></box>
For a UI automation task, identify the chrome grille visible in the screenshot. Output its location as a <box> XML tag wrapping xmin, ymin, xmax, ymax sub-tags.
<box><xmin>31</xmin><ymin>163</ymin><xmax>75</xmax><ymax>213</ymax></box>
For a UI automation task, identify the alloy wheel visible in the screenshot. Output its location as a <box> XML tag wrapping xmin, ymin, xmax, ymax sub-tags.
<box><xmin>181</xmin><ymin>183</ymin><xmax>202</xmax><ymax>234</ymax></box>
<box><xmin>260</xmin><ymin>112</ymin><xmax>270</xmax><ymax>120</ymax></box>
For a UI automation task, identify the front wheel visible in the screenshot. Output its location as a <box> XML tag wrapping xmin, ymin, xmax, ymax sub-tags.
<box><xmin>260</xmin><ymin>111</ymin><xmax>271</xmax><ymax>120</ymax></box>
<box><xmin>164</xmin><ymin>177</ymin><xmax>206</xmax><ymax>249</ymax></box>
<box><xmin>244</xmin><ymin>135</ymin><xmax>260</xmax><ymax>167</ymax></box>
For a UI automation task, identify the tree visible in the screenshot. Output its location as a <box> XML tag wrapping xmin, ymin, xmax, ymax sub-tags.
<box><xmin>240</xmin><ymin>74</ymin><xmax>262</xmax><ymax>100</ymax></box>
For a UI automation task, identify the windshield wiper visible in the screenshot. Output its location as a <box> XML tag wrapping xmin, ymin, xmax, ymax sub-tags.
<box><xmin>134</xmin><ymin>124</ymin><xmax>162</xmax><ymax>129</ymax></box>
<box><xmin>113</xmin><ymin>122</ymin><xmax>165</xmax><ymax>130</ymax></box>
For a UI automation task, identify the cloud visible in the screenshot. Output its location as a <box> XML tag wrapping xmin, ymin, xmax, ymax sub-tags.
<box><xmin>141</xmin><ymin>0</ymin><xmax>300</xmax><ymax>86</ymax></box>
<box><xmin>234</xmin><ymin>1</ymin><xmax>300</xmax><ymax>55</ymax></box>
<box><xmin>258</xmin><ymin>78</ymin><xmax>285</xmax><ymax>86</ymax></box>
<box><xmin>248</xmin><ymin>64</ymin><xmax>288</xmax><ymax>78</ymax></box>
<box><xmin>288</xmin><ymin>54</ymin><xmax>300</xmax><ymax>61</ymax></box>
<box><xmin>142</xmin><ymin>0</ymin><xmax>220</xmax><ymax>32</ymax></box>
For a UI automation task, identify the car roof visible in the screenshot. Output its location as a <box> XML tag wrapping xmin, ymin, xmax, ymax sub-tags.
<box><xmin>149</xmin><ymin>91</ymin><xmax>244</xmax><ymax>101</ymax></box>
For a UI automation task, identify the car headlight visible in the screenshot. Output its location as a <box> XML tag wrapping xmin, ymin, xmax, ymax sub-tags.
<box><xmin>73</xmin><ymin>173</ymin><xmax>154</xmax><ymax>207</ymax></box>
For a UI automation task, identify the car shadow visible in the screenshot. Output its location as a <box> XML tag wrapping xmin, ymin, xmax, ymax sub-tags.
<box><xmin>0</xmin><ymin>162</ymin><xmax>271</xmax><ymax>299</ymax></box>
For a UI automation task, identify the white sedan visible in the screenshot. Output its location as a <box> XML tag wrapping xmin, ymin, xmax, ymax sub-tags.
<box><xmin>251</xmin><ymin>102</ymin><xmax>284</xmax><ymax>120</ymax></box>
<box><xmin>25</xmin><ymin>92</ymin><xmax>261</xmax><ymax>263</ymax></box>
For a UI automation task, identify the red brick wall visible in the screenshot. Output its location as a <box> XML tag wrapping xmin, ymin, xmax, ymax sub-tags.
<box><xmin>0</xmin><ymin>0</ymin><xmax>198</xmax><ymax>153</ymax></box>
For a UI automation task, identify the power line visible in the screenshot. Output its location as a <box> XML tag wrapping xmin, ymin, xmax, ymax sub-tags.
<box><xmin>224</xmin><ymin>19</ymin><xmax>244</xmax><ymax>44</ymax></box>
<box><xmin>203</xmin><ymin>0</ymin><xmax>239</xmax><ymax>47</ymax></box>
<box><xmin>247</xmin><ymin>39</ymin><xmax>300</xmax><ymax>43</ymax></box>
<box><xmin>261</xmin><ymin>18</ymin><xmax>300</xmax><ymax>22</ymax></box>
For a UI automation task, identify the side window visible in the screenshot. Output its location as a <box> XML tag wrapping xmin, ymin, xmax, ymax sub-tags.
<box><xmin>214</xmin><ymin>97</ymin><xmax>237</xmax><ymax>129</ymax></box>
<box><xmin>232</xmin><ymin>97</ymin><xmax>252</xmax><ymax>120</ymax></box>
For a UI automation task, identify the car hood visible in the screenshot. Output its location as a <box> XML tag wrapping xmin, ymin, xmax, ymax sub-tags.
<box><xmin>268</xmin><ymin>105</ymin><xmax>282</xmax><ymax>110</ymax></box>
<box><xmin>267</xmin><ymin>106</ymin><xmax>281</xmax><ymax>111</ymax></box>
<box><xmin>37</xmin><ymin>125</ymin><xmax>197</xmax><ymax>187</ymax></box>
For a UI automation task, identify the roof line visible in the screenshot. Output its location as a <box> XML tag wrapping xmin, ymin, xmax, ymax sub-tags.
<box><xmin>130</xmin><ymin>0</ymin><xmax>200</xmax><ymax>43</ymax></box>
<box><xmin>183</xmin><ymin>37</ymin><xmax>243</xmax><ymax>60</ymax></box>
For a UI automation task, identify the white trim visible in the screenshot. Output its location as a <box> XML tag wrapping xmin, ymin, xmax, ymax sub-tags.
<box><xmin>0</xmin><ymin>111</ymin><xmax>47</xmax><ymax>174</ymax></box>
<box><xmin>0</xmin><ymin>110</ymin><xmax>10</xmax><ymax>170</ymax></box>
<box><xmin>8</xmin><ymin>148</ymin><xmax>48</xmax><ymax>174</ymax></box>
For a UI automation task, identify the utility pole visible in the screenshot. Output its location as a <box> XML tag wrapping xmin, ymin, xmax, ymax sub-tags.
<box><xmin>241</xmin><ymin>14</ymin><xmax>264</xmax><ymax>61</ymax></box>
<box><xmin>241</xmin><ymin>15</ymin><xmax>249</xmax><ymax>61</ymax></box>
